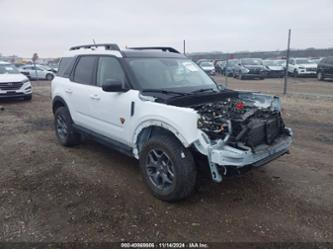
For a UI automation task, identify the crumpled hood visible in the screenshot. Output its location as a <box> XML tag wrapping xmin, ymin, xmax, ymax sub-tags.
<box><xmin>164</xmin><ymin>89</ymin><xmax>281</xmax><ymax>112</ymax></box>
<box><xmin>0</xmin><ymin>73</ymin><xmax>28</xmax><ymax>83</ymax></box>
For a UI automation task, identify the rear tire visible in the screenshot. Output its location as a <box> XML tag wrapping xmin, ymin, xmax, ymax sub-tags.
<box><xmin>54</xmin><ymin>107</ymin><xmax>81</xmax><ymax>147</ymax></box>
<box><xmin>139</xmin><ymin>135</ymin><xmax>197</xmax><ymax>202</ymax></box>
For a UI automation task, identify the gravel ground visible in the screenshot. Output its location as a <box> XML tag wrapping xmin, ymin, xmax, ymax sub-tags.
<box><xmin>0</xmin><ymin>79</ymin><xmax>332</xmax><ymax>242</ymax></box>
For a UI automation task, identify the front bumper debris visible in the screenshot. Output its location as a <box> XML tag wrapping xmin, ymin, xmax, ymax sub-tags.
<box><xmin>210</xmin><ymin>134</ymin><xmax>292</xmax><ymax>167</ymax></box>
<box><xmin>195</xmin><ymin>128</ymin><xmax>293</xmax><ymax>183</ymax></box>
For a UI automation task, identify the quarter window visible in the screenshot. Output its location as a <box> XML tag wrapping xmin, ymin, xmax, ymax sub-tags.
<box><xmin>73</xmin><ymin>56</ymin><xmax>97</xmax><ymax>85</ymax></box>
<box><xmin>96</xmin><ymin>57</ymin><xmax>126</xmax><ymax>87</ymax></box>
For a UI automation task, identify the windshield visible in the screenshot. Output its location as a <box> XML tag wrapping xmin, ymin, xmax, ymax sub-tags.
<box><xmin>39</xmin><ymin>65</ymin><xmax>51</xmax><ymax>70</ymax></box>
<box><xmin>296</xmin><ymin>59</ymin><xmax>312</xmax><ymax>64</ymax></box>
<box><xmin>200</xmin><ymin>62</ymin><xmax>214</xmax><ymax>67</ymax></box>
<box><xmin>263</xmin><ymin>60</ymin><xmax>283</xmax><ymax>66</ymax></box>
<box><xmin>241</xmin><ymin>58</ymin><xmax>263</xmax><ymax>65</ymax></box>
<box><xmin>227</xmin><ymin>60</ymin><xmax>239</xmax><ymax>66</ymax></box>
<box><xmin>276</xmin><ymin>60</ymin><xmax>286</xmax><ymax>66</ymax></box>
<box><xmin>127</xmin><ymin>58</ymin><xmax>218</xmax><ymax>91</ymax></box>
<box><xmin>0</xmin><ymin>64</ymin><xmax>20</xmax><ymax>74</ymax></box>
<box><xmin>310</xmin><ymin>59</ymin><xmax>321</xmax><ymax>63</ymax></box>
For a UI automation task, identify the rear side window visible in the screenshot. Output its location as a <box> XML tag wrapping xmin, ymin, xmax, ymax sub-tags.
<box><xmin>57</xmin><ymin>57</ymin><xmax>75</xmax><ymax>78</ymax></box>
<box><xmin>73</xmin><ymin>56</ymin><xmax>97</xmax><ymax>85</ymax></box>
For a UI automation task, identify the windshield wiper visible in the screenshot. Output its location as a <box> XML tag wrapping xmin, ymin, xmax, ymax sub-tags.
<box><xmin>141</xmin><ymin>89</ymin><xmax>190</xmax><ymax>96</ymax></box>
<box><xmin>190</xmin><ymin>88</ymin><xmax>218</xmax><ymax>94</ymax></box>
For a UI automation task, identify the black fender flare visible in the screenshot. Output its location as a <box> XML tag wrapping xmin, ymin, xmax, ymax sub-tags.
<box><xmin>52</xmin><ymin>96</ymin><xmax>69</xmax><ymax>114</ymax></box>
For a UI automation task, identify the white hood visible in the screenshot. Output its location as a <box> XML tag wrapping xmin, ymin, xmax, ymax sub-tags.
<box><xmin>201</xmin><ymin>66</ymin><xmax>215</xmax><ymax>71</ymax></box>
<box><xmin>267</xmin><ymin>66</ymin><xmax>284</xmax><ymax>71</ymax></box>
<box><xmin>298</xmin><ymin>64</ymin><xmax>317</xmax><ymax>68</ymax></box>
<box><xmin>0</xmin><ymin>73</ymin><xmax>28</xmax><ymax>83</ymax></box>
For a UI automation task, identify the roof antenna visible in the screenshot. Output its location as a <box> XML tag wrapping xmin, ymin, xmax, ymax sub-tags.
<box><xmin>93</xmin><ymin>39</ymin><xmax>97</xmax><ymax>48</ymax></box>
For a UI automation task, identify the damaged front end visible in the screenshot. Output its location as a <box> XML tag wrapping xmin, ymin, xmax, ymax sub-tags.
<box><xmin>191</xmin><ymin>91</ymin><xmax>292</xmax><ymax>182</ymax></box>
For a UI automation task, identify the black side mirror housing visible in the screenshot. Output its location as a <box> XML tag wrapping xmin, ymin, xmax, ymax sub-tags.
<box><xmin>102</xmin><ymin>79</ymin><xmax>128</xmax><ymax>92</ymax></box>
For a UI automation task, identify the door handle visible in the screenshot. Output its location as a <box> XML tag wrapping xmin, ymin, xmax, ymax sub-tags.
<box><xmin>65</xmin><ymin>89</ymin><xmax>72</xmax><ymax>94</ymax></box>
<box><xmin>90</xmin><ymin>94</ymin><xmax>100</xmax><ymax>101</ymax></box>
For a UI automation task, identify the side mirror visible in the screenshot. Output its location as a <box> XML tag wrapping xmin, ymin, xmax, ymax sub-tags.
<box><xmin>102</xmin><ymin>79</ymin><xmax>128</xmax><ymax>92</ymax></box>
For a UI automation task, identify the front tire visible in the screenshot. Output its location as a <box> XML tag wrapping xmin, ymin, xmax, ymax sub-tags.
<box><xmin>317</xmin><ymin>72</ymin><xmax>324</xmax><ymax>81</ymax></box>
<box><xmin>54</xmin><ymin>107</ymin><xmax>81</xmax><ymax>147</ymax></box>
<box><xmin>46</xmin><ymin>73</ymin><xmax>54</xmax><ymax>81</ymax></box>
<box><xmin>139</xmin><ymin>135</ymin><xmax>197</xmax><ymax>202</ymax></box>
<box><xmin>238</xmin><ymin>72</ymin><xmax>243</xmax><ymax>80</ymax></box>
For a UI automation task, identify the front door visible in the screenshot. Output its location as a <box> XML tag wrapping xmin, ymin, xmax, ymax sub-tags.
<box><xmin>87</xmin><ymin>56</ymin><xmax>135</xmax><ymax>145</ymax></box>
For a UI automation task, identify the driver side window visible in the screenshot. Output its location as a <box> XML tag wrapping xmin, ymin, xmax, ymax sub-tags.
<box><xmin>97</xmin><ymin>57</ymin><xmax>126</xmax><ymax>87</ymax></box>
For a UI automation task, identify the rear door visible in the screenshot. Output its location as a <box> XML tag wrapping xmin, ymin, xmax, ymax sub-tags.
<box><xmin>35</xmin><ymin>66</ymin><xmax>47</xmax><ymax>79</ymax></box>
<box><xmin>68</xmin><ymin>55</ymin><xmax>99</xmax><ymax>128</ymax></box>
<box><xmin>24</xmin><ymin>66</ymin><xmax>36</xmax><ymax>79</ymax></box>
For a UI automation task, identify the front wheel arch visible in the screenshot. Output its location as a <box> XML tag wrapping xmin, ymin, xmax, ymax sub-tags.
<box><xmin>134</xmin><ymin>125</ymin><xmax>189</xmax><ymax>159</ymax></box>
<box><xmin>52</xmin><ymin>96</ymin><xmax>69</xmax><ymax>114</ymax></box>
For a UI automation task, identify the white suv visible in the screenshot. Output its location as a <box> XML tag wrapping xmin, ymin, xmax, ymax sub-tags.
<box><xmin>288</xmin><ymin>58</ymin><xmax>317</xmax><ymax>77</ymax></box>
<box><xmin>51</xmin><ymin>44</ymin><xmax>292</xmax><ymax>201</ymax></box>
<box><xmin>0</xmin><ymin>61</ymin><xmax>32</xmax><ymax>100</ymax></box>
<box><xmin>19</xmin><ymin>64</ymin><xmax>55</xmax><ymax>81</ymax></box>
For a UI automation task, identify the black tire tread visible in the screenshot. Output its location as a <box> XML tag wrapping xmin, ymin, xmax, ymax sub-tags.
<box><xmin>139</xmin><ymin>135</ymin><xmax>197</xmax><ymax>202</ymax></box>
<box><xmin>54</xmin><ymin>107</ymin><xmax>80</xmax><ymax>147</ymax></box>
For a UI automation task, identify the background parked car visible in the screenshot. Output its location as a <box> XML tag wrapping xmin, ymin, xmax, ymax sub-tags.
<box><xmin>222</xmin><ymin>59</ymin><xmax>240</xmax><ymax>76</ymax></box>
<box><xmin>215</xmin><ymin>60</ymin><xmax>226</xmax><ymax>74</ymax></box>
<box><xmin>310</xmin><ymin>57</ymin><xmax>324</xmax><ymax>65</ymax></box>
<box><xmin>263</xmin><ymin>60</ymin><xmax>285</xmax><ymax>78</ymax></box>
<box><xmin>288</xmin><ymin>58</ymin><xmax>317</xmax><ymax>77</ymax></box>
<box><xmin>199</xmin><ymin>61</ymin><xmax>216</xmax><ymax>75</ymax></box>
<box><xmin>196</xmin><ymin>59</ymin><xmax>213</xmax><ymax>65</ymax></box>
<box><xmin>317</xmin><ymin>56</ymin><xmax>333</xmax><ymax>81</ymax></box>
<box><xmin>41</xmin><ymin>65</ymin><xmax>58</xmax><ymax>73</ymax></box>
<box><xmin>233</xmin><ymin>58</ymin><xmax>267</xmax><ymax>80</ymax></box>
<box><xmin>273</xmin><ymin>59</ymin><xmax>287</xmax><ymax>69</ymax></box>
<box><xmin>19</xmin><ymin>64</ymin><xmax>55</xmax><ymax>80</ymax></box>
<box><xmin>0</xmin><ymin>61</ymin><xmax>32</xmax><ymax>100</ymax></box>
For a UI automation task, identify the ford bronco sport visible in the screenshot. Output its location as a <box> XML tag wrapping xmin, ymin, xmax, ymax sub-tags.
<box><xmin>52</xmin><ymin>44</ymin><xmax>292</xmax><ymax>201</ymax></box>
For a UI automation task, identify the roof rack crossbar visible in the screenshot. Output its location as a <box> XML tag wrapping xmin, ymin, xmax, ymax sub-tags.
<box><xmin>128</xmin><ymin>47</ymin><xmax>180</xmax><ymax>54</ymax></box>
<box><xmin>70</xmin><ymin>43</ymin><xmax>120</xmax><ymax>51</ymax></box>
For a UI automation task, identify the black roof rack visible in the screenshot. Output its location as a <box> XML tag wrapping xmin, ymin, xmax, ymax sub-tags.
<box><xmin>128</xmin><ymin>47</ymin><xmax>180</xmax><ymax>54</ymax></box>
<box><xmin>70</xmin><ymin>43</ymin><xmax>120</xmax><ymax>51</ymax></box>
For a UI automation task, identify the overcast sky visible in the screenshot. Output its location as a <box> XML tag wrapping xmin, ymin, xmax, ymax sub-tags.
<box><xmin>1</xmin><ymin>0</ymin><xmax>333</xmax><ymax>57</ymax></box>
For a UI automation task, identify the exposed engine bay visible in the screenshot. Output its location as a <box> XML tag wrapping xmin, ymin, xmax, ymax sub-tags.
<box><xmin>193</xmin><ymin>94</ymin><xmax>286</xmax><ymax>151</ymax></box>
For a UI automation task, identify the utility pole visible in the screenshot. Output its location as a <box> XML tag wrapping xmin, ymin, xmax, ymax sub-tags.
<box><xmin>183</xmin><ymin>40</ymin><xmax>186</xmax><ymax>55</ymax></box>
<box><xmin>224</xmin><ymin>55</ymin><xmax>228</xmax><ymax>88</ymax></box>
<box><xmin>284</xmin><ymin>29</ymin><xmax>291</xmax><ymax>95</ymax></box>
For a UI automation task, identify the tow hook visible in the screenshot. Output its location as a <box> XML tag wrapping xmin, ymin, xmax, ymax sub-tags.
<box><xmin>207</xmin><ymin>146</ymin><xmax>222</xmax><ymax>183</ymax></box>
